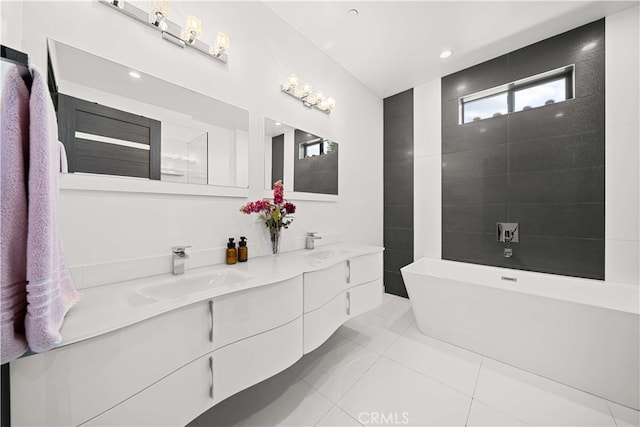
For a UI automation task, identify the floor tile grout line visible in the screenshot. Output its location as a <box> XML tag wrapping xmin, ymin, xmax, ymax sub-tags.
<box><xmin>335</xmin><ymin>353</ymin><xmax>385</xmax><ymax>409</ymax></box>
<box><xmin>314</xmin><ymin>403</ymin><xmax>337</xmax><ymax>427</ymax></box>
<box><xmin>470</xmin><ymin>396</ymin><xmax>533</xmax><ymax>426</ymax></box>
<box><xmin>471</xmin><ymin>357</ymin><xmax>483</xmax><ymax>399</ymax></box>
<box><xmin>378</xmin><ymin>354</ymin><xmax>477</xmax><ymax>399</ymax></box>
<box><xmin>464</xmin><ymin>398</ymin><xmax>474</xmax><ymax>427</ymax></box>
<box><xmin>606</xmin><ymin>400</ymin><xmax>619</xmax><ymax>427</ymax></box>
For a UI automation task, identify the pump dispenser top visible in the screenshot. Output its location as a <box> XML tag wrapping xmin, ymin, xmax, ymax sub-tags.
<box><xmin>238</xmin><ymin>236</ymin><xmax>248</xmax><ymax>262</ymax></box>
<box><xmin>226</xmin><ymin>238</ymin><xmax>237</xmax><ymax>264</ymax></box>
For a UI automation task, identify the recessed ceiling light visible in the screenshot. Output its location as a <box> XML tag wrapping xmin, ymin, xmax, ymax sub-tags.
<box><xmin>439</xmin><ymin>49</ymin><xmax>453</xmax><ymax>59</ymax></box>
<box><xmin>275</xmin><ymin>122</ymin><xmax>282</xmax><ymax>126</ymax></box>
<box><xmin>347</xmin><ymin>8</ymin><xmax>359</xmax><ymax>16</ymax></box>
<box><xmin>128</xmin><ymin>71</ymin><xmax>141</xmax><ymax>79</ymax></box>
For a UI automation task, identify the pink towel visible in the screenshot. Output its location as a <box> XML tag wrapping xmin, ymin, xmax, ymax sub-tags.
<box><xmin>24</xmin><ymin>67</ymin><xmax>80</xmax><ymax>352</ymax></box>
<box><xmin>0</xmin><ymin>66</ymin><xmax>30</xmax><ymax>363</ymax></box>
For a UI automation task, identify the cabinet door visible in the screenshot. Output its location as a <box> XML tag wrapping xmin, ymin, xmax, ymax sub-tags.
<box><xmin>347</xmin><ymin>279</ymin><xmax>384</xmax><ymax>318</ymax></box>
<box><xmin>303</xmin><ymin>292</ymin><xmax>350</xmax><ymax>354</ymax></box>
<box><xmin>11</xmin><ymin>302</ymin><xmax>211</xmax><ymax>426</ymax></box>
<box><xmin>82</xmin><ymin>353</ymin><xmax>214</xmax><ymax>427</ymax></box>
<box><xmin>303</xmin><ymin>262</ymin><xmax>348</xmax><ymax>313</ymax></box>
<box><xmin>348</xmin><ymin>252</ymin><xmax>383</xmax><ymax>286</ymax></box>
<box><xmin>211</xmin><ymin>276</ymin><xmax>302</xmax><ymax>350</ymax></box>
<box><xmin>213</xmin><ymin>317</ymin><xmax>303</xmax><ymax>404</ymax></box>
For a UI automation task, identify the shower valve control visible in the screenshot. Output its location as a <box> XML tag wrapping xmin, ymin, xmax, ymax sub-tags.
<box><xmin>497</xmin><ymin>222</ymin><xmax>519</xmax><ymax>243</ymax></box>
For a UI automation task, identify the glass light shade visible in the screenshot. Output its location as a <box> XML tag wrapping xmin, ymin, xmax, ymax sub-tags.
<box><xmin>286</xmin><ymin>74</ymin><xmax>299</xmax><ymax>90</ymax></box>
<box><xmin>326</xmin><ymin>97</ymin><xmax>336</xmax><ymax>109</ymax></box>
<box><xmin>213</xmin><ymin>32</ymin><xmax>230</xmax><ymax>55</ymax></box>
<box><xmin>183</xmin><ymin>15</ymin><xmax>202</xmax><ymax>43</ymax></box>
<box><xmin>302</xmin><ymin>82</ymin><xmax>313</xmax><ymax>96</ymax></box>
<box><xmin>151</xmin><ymin>0</ymin><xmax>170</xmax><ymax>17</ymax></box>
<box><xmin>306</xmin><ymin>94</ymin><xmax>318</xmax><ymax>105</ymax></box>
<box><xmin>315</xmin><ymin>91</ymin><xmax>324</xmax><ymax>103</ymax></box>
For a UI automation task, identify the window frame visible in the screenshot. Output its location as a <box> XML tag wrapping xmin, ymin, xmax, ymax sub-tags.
<box><xmin>459</xmin><ymin>65</ymin><xmax>574</xmax><ymax>124</ymax></box>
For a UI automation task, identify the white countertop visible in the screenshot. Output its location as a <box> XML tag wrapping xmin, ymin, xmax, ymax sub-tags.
<box><xmin>59</xmin><ymin>243</ymin><xmax>383</xmax><ymax>347</ymax></box>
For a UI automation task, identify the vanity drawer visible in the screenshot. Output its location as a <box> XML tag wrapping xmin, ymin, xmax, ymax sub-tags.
<box><xmin>303</xmin><ymin>279</ymin><xmax>383</xmax><ymax>354</ymax></box>
<box><xmin>347</xmin><ymin>279</ymin><xmax>384</xmax><ymax>318</ymax></box>
<box><xmin>83</xmin><ymin>317</ymin><xmax>303</xmax><ymax>426</ymax></box>
<box><xmin>11</xmin><ymin>301</ymin><xmax>211</xmax><ymax>426</ymax></box>
<box><xmin>349</xmin><ymin>252</ymin><xmax>383</xmax><ymax>287</ymax></box>
<box><xmin>303</xmin><ymin>291</ymin><xmax>350</xmax><ymax>353</ymax></box>
<box><xmin>303</xmin><ymin>252</ymin><xmax>383</xmax><ymax>314</ymax></box>
<box><xmin>303</xmin><ymin>261</ymin><xmax>348</xmax><ymax>313</ymax></box>
<box><xmin>214</xmin><ymin>316</ymin><xmax>303</xmax><ymax>403</ymax></box>
<box><xmin>211</xmin><ymin>276</ymin><xmax>302</xmax><ymax>350</ymax></box>
<box><xmin>82</xmin><ymin>353</ymin><xmax>214</xmax><ymax>427</ymax></box>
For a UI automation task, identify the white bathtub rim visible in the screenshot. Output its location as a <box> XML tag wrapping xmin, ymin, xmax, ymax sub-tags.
<box><xmin>401</xmin><ymin>257</ymin><xmax>639</xmax><ymax>316</ymax></box>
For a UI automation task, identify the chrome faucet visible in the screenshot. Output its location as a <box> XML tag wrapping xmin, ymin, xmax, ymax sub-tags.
<box><xmin>171</xmin><ymin>245</ymin><xmax>191</xmax><ymax>275</ymax></box>
<box><xmin>305</xmin><ymin>232</ymin><xmax>322</xmax><ymax>250</ymax></box>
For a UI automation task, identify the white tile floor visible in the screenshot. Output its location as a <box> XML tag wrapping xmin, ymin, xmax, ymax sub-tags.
<box><xmin>189</xmin><ymin>294</ymin><xmax>640</xmax><ymax>427</ymax></box>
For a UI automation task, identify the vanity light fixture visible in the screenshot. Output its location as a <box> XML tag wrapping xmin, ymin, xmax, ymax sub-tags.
<box><xmin>100</xmin><ymin>0</ymin><xmax>229</xmax><ymax>64</ymax></box>
<box><xmin>281</xmin><ymin>74</ymin><xmax>336</xmax><ymax>114</ymax></box>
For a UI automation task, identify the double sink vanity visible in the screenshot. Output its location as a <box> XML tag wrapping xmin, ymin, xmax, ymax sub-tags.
<box><xmin>10</xmin><ymin>244</ymin><xmax>383</xmax><ymax>426</ymax></box>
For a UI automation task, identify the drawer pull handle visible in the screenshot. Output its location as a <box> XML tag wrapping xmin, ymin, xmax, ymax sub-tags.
<box><xmin>209</xmin><ymin>356</ymin><xmax>214</xmax><ymax>399</ymax></box>
<box><xmin>209</xmin><ymin>300</ymin><xmax>214</xmax><ymax>343</ymax></box>
<box><xmin>346</xmin><ymin>260</ymin><xmax>351</xmax><ymax>284</ymax></box>
<box><xmin>346</xmin><ymin>291</ymin><xmax>351</xmax><ymax>315</ymax></box>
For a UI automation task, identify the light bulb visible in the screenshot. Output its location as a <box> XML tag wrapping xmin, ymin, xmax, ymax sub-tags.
<box><xmin>209</xmin><ymin>32</ymin><xmax>229</xmax><ymax>56</ymax></box>
<box><xmin>149</xmin><ymin>0</ymin><xmax>170</xmax><ymax>26</ymax></box>
<box><xmin>302</xmin><ymin>82</ymin><xmax>312</xmax><ymax>97</ymax></box>
<box><xmin>285</xmin><ymin>74</ymin><xmax>299</xmax><ymax>90</ymax></box>
<box><xmin>315</xmin><ymin>91</ymin><xmax>324</xmax><ymax>103</ymax></box>
<box><xmin>183</xmin><ymin>15</ymin><xmax>202</xmax><ymax>43</ymax></box>
<box><xmin>326</xmin><ymin>97</ymin><xmax>335</xmax><ymax>110</ymax></box>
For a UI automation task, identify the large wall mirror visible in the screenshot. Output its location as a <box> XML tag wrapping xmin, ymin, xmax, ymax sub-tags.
<box><xmin>264</xmin><ymin>118</ymin><xmax>338</xmax><ymax>196</ymax></box>
<box><xmin>48</xmin><ymin>39</ymin><xmax>249</xmax><ymax>188</ymax></box>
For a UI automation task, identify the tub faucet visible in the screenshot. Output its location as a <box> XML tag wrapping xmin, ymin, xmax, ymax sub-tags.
<box><xmin>171</xmin><ymin>245</ymin><xmax>191</xmax><ymax>275</ymax></box>
<box><xmin>305</xmin><ymin>232</ymin><xmax>322</xmax><ymax>250</ymax></box>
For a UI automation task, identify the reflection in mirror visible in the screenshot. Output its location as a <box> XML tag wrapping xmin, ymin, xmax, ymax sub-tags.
<box><xmin>48</xmin><ymin>39</ymin><xmax>249</xmax><ymax>188</ymax></box>
<box><xmin>264</xmin><ymin>118</ymin><xmax>338</xmax><ymax>195</ymax></box>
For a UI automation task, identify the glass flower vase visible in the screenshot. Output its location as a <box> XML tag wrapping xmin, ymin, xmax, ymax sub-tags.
<box><xmin>270</xmin><ymin>227</ymin><xmax>281</xmax><ymax>256</ymax></box>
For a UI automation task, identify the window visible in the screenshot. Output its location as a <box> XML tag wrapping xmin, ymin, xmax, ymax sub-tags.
<box><xmin>460</xmin><ymin>65</ymin><xmax>574</xmax><ymax>124</ymax></box>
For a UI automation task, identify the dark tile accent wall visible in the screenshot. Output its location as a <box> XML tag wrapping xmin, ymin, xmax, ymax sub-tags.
<box><xmin>384</xmin><ymin>89</ymin><xmax>414</xmax><ymax>297</ymax></box>
<box><xmin>441</xmin><ymin>19</ymin><xmax>605</xmax><ymax>280</ymax></box>
<box><xmin>271</xmin><ymin>134</ymin><xmax>284</xmax><ymax>186</ymax></box>
<box><xmin>293</xmin><ymin>130</ymin><xmax>339</xmax><ymax>195</ymax></box>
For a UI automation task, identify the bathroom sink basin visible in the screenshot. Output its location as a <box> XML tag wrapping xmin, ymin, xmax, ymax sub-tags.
<box><xmin>131</xmin><ymin>269</ymin><xmax>253</xmax><ymax>304</ymax></box>
<box><xmin>303</xmin><ymin>248</ymin><xmax>352</xmax><ymax>262</ymax></box>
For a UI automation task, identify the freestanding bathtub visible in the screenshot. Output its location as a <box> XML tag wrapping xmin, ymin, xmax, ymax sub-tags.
<box><xmin>401</xmin><ymin>258</ymin><xmax>639</xmax><ymax>410</ymax></box>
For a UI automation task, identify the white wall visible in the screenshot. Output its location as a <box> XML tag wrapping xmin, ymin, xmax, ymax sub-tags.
<box><xmin>4</xmin><ymin>1</ymin><xmax>383</xmax><ymax>288</ymax></box>
<box><xmin>414</xmin><ymin>6</ymin><xmax>640</xmax><ymax>285</ymax></box>
<box><xmin>604</xmin><ymin>6</ymin><xmax>640</xmax><ymax>285</ymax></box>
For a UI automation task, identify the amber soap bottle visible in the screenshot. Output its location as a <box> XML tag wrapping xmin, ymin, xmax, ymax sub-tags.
<box><xmin>226</xmin><ymin>238</ymin><xmax>237</xmax><ymax>264</ymax></box>
<box><xmin>238</xmin><ymin>236</ymin><xmax>248</xmax><ymax>262</ymax></box>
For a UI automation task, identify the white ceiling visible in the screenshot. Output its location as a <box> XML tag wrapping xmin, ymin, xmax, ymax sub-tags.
<box><xmin>265</xmin><ymin>1</ymin><xmax>637</xmax><ymax>98</ymax></box>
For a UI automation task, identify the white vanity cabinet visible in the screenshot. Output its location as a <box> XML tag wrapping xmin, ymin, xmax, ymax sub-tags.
<box><xmin>9</xmin><ymin>246</ymin><xmax>383</xmax><ymax>426</ymax></box>
<box><xmin>11</xmin><ymin>301</ymin><xmax>212</xmax><ymax>426</ymax></box>
<box><xmin>11</xmin><ymin>276</ymin><xmax>303</xmax><ymax>427</ymax></box>
<box><xmin>303</xmin><ymin>252</ymin><xmax>383</xmax><ymax>353</ymax></box>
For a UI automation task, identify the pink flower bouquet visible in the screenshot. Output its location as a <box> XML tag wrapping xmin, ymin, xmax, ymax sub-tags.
<box><xmin>240</xmin><ymin>180</ymin><xmax>296</xmax><ymax>254</ymax></box>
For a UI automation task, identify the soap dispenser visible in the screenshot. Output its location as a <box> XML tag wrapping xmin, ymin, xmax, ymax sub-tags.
<box><xmin>238</xmin><ymin>236</ymin><xmax>248</xmax><ymax>262</ymax></box>
<box><xmin>226</xmin><ymin>238</ymin><xmax>237</xmax><ymax>265</ymax></box>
